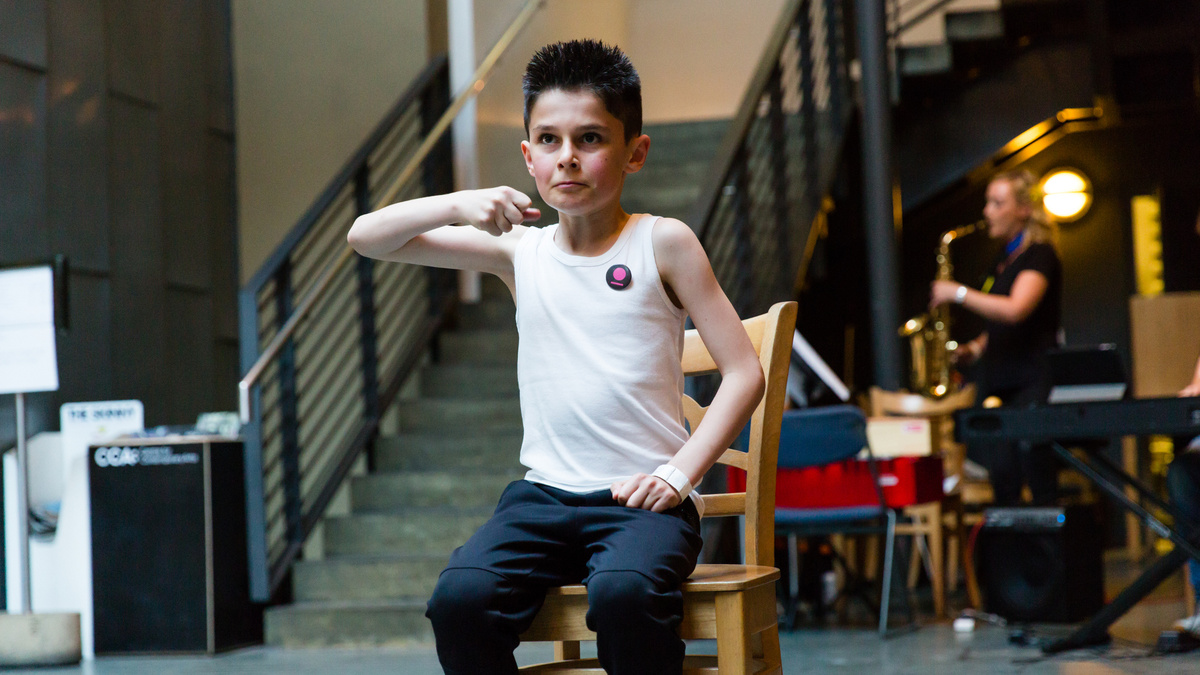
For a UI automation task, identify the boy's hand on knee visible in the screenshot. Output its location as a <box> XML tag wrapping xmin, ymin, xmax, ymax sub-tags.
<box><xmin>611</xmin><ymin>474</ymin><xmax>681</xmax><ymax>513</ymax></box>
<box><xmin>458</xmin><ymin>187</ymin><xmax>540</xmax><ymax>236</ymax></box>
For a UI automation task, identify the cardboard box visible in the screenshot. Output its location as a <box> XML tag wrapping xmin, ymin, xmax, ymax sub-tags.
<box><xmin>866</xmin><ymin>416</ymin><xmax>931</xmax><ymax>457</ymax></box>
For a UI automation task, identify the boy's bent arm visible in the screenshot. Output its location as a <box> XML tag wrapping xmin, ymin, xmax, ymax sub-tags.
<box><xmin>346</xmin><ymin>187</ymin><xmax>539</xmax><ymax>278</ymax></box>
<box><xmin>613</xmin><ymin>218</ymin><xmax>765</xmax><ymax>512</ymax></box>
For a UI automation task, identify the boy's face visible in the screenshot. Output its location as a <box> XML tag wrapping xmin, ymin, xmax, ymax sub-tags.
<box><xmin>521</xmin><ymin>88</ymin><xmax>649</xmax><ymax>218</ymax></box>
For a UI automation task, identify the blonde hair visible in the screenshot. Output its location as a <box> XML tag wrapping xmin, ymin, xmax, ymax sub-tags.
<box><xmin>991</xmin><ymin>169</ymin><xmax>1059</xmax><ymax>247</ymax></box>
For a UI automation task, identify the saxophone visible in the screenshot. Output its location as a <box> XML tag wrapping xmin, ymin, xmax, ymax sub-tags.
<box><xmin>900</xmin><ymin>221</ymin><xmax>982</xmax><ymax>397</ymax></box>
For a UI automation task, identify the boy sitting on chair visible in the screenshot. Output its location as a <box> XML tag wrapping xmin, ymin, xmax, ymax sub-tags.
<box><xmin>347</xmin><ymin>39</ymin><xmax>764</xmax><ymax>674</ymax></box>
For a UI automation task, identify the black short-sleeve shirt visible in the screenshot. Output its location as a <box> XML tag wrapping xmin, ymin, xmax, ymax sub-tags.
<box><xmin>977</xmin><ymin>242</ymin><xmax>1062</xmax><ymax>392</ymax></box>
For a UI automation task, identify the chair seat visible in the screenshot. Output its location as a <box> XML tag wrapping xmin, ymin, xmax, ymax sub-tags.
<box><xmin>775</xmin><ymin>505</ymin><xmax>885</xmax><ymax>525</ymax></box>
<box><xmin>541</xmin><ymin>564</ymin><xmax>780</xmax><ymax>597</ymax></box>
<box><xmin>523</xmin><ymin>565</ymin><xmax>780</xmax><ymax>643</ymax></box>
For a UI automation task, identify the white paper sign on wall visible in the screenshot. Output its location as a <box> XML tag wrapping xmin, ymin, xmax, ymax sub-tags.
<box><xmin>0</xmin><ymin>266</ymin><xmax>59</xmax><ymax>395</ymax></box>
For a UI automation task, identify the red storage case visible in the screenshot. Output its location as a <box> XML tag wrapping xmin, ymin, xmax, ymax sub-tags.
<box><xmin>728</xmin><ymin>455</ymin><xmax>943</xmax><ymax>509</ymax></box>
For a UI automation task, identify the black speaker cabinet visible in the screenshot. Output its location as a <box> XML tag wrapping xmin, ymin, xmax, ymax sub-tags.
<box><xmin>89</xmin><ymin>436</ymin><xmax>262</xmax><ymax>654</ymax></box>
<box><xmin>978</xmin><ymin>505</ymin><xmax>1104</xmax><ymax>623</ymax></box>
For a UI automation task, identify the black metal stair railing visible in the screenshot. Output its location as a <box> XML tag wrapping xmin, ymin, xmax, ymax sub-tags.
<box><xmin>236</xmin><ymin>0</ymin><xmax>546</xmax><ymax>605</ymax></box>
<box><xmin>236</xmin><ymin>57</ymin><xmax>456</xmax><ymax>602</ymax></box>
<box><xmin>691</xmin><ymin>0</ymin><xmax>854</xmax><ymax>317</ymax></box>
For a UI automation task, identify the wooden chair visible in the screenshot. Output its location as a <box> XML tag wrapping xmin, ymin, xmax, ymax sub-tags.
<box><xmin>519</xmin><ymin>301</ymin><xmax>797</xmax><ymax>674</ymax></box>
<box><xmin>867</xmin><ymin>385</ymin><xmax>983</xmax><ymax>616</ymax></box>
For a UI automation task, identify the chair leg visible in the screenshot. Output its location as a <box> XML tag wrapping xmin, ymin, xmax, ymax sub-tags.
<box><xmin>716</xmin><ymin>592</ymin><xmax>752</xmax><ymax>675</ymax></box>
<box><xmin>782</xmin><ymin>530</ymin><xmax>801</xmax><ymax>624</ymax></box>
<box><xmin>908</xmin><ymin>532</ymin><xmax>930</xmax><ymax>589</ymax></box>
<box><xmin>554</xmin><ymin>641</ymin><xmax>580</xmax><ymax>660</ymax></box>
<box><xmin>946</xmin><ymin>495</ymin><xmax>966</xmax><ymax>594</ymax></box>
<box><xmin>756</xmin><ymin>626</ymin><xmax>783</xmax><ymax>675</ymax></box>
<box><xmin>879</xmin><ymin>510</ymin><xmax>896</xmax><ymax>635</ymax></box>
<box><xmin>928</xmin><ymin>501</ymin><xmax>945</xmax><ymax>618</ymax></box>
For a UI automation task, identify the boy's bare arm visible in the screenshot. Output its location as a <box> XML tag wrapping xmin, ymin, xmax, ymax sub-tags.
<box><xmin>1182</xmin><ymin>354</ymin><xmax>1200</xmax><ymax>398</ymax></box>
<box><xmin>346</xmin><ymin>187</ymin><xmax>540</xmax><ymax>278</ymax></box>
<box><xmin>613</xmin><ymin>218</ymin><xmax>766</xmax><ymax>513</ymax></box>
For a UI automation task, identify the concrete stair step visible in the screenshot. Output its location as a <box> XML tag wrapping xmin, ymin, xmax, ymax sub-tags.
<box><xmin>351</xmin><ymin>470</ymin><xmax>519</xmax><ymax>511</ymax></box>
<box><xmin>455</xmin><ymin>299</ymin><xmax>516</xmax><ymax>330</ymax></box>
<box><xmin>292</xmin><ymin>554</ymin><xmax>449</xmax><ymax>602</ymax></box>
<box><xmin>397</xmin><ymin>397</ymin><xmax>522</xmax><ymax>433</ymax></box>
<box><xmin>945</xmin><ymin>10</ymin><xmax>1004</xmax><ymax>42</ymax></box>
<box><xmin>626</xmin><ymin>160</ymin><xmax>711</xmax><ymax>192</ymax></box>
<box><xmin>899</xmin><ymin>43</ymin><xmax>953</xmax><ymax>76</ymax></box>
<box><xmin>324</xmin><ymin>508</ymin><xmax>492</xmax><ymax>556</ymax></box>
<box><xmin>622</xmin><ymin>193</ymin><xmax>700</xmax><ymax>225</ymax></box>
<box><xmin>264</xmin><ymin>599</ymin><xmax>433</xmax><ymax>647</ymax></box>
<box><xmin>439</xmin><ymin>329</ymin><xmax>519</xmax><ymax>363</ymax></box>
<box><xmin>375</xmin><ymin>432</ymin><xmax>524</xmax><ymax>472</ymax></box>
<box><xmin>642</xmin><ymin>119</ymin><xmax>728</xmax><ymax>152</ymax></box>
<box><xmin>420</xmin><ymin>362</ymin><xmax>519</xmax><ymax>398</ymax></box>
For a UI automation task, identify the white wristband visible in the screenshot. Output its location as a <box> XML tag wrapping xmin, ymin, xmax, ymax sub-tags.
<box><xmin>652</xmin><ymin>464</ymin><xmax>693</xmax><ymax>499</ymax></box>
<box><xmin>954</xmin><ymin>284</ymin><xmax>968</xmax><ymax>304</ymax></box>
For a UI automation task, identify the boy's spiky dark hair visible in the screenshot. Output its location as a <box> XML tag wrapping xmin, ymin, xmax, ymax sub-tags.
<box><xmin>522</xmin><ymin>39</ymin><xmax>642</xmax><ymax>142</ymax></box>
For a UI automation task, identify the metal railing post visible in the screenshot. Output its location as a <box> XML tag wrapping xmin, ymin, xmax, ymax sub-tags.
<box><xmin>354</xmin><ymin>164</ymin><xmax>381</xmax><ymax>471</ymax></box>
<box><xmin>730</xmin><ymin>148</ymin><xmax>755</xmax><ymax>315</ymax></box>
<box><xmin>237</xmin><ymin>287</ymin><xmax>269</xmax><ymax>601</ymax></box>
<box><xmin>274</xmin><ymin>260</ymin><xmax>304</xmax><ymax>551</ymax></box>
<box><xmin>422</xmin><ymin>66</ymin><xmax>457</xmax><ymax>320</ymax></box>
<box><xmin>825</xmin><ymin>0</ymin><xmax>847</xmax><ymax>134</ymax></box>
<box><xmin>798</xmin><ymin>4</ymin><xmax>820</xmax><ymax>204</ymax></box>
<box><xmin>767</xmin><ymin>64</ymin><xmax>790</xmax><ymax>304</ymax></box>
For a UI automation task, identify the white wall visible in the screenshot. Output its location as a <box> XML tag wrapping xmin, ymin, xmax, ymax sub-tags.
<box><xmin>231</xmin><ymin>0</ymin><xmax>787</xmax><ymax>279</ymax></box>
<box><xmin>232</xmin><ymin>0</ymin><xmax>428</xmax><ymax>282</ymax></box>
<box><xmin>472</xmin><ymin>0</ymin><xmax>787</xmax><ymax>193</ymax></box>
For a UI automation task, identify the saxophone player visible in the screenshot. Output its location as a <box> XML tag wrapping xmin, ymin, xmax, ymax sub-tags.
<box><xmin>929</xmin><ymin>169</ymin><xmax>1063</xmax><ymax>506</ymax></box>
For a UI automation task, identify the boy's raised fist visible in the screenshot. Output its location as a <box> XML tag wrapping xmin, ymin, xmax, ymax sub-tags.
<box><xmin>460</xmin><ymin>187</ymin><xmax>541</xmax><ymax>236</ymax></box>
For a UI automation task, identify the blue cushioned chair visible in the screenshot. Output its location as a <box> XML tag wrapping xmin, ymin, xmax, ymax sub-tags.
<box><xmin>772</xmin><ymin>404</ymin><xmax>912</xmax><ymax>635</ymax></box>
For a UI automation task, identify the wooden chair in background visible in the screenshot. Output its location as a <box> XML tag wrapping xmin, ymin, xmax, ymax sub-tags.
<box><xmin>519</xmin><ymin>301</ymin><xmax>797</xmax><ymax>674</ymax></box>
<box><xmin>868</xmin><ymin>385</ymin><xmax>983</xmax><ymax>616</ymax></box>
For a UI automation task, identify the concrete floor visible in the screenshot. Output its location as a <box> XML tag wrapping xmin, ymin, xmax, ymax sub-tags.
<box><xmin>12</xmin><ymin>552</ymin><xmax>1199</xmax><ymax>674</ymax></box>
<box><xmin>11</xmin><ymin>624</ymin><xmax>1199</xmax><ymax>675</ymax></box>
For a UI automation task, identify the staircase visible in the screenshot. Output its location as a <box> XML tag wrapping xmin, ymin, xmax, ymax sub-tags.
<box><xmin>264</xmin><ymin>121</ymin><xmax>728</xmax><ymax>647</ymax></box>
<box><xmin>891</xmin><ymin>0</ymin><xmax>1095</xmax><ymax>210</ymax></box>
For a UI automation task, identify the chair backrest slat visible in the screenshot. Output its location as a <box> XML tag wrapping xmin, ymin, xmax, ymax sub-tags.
<box><xmin>716</xmin><ymin>448</ymin><xmax>748</xmax><ymax>470</ymax></box>
<box><xmin>701</xmin><ymin>493</ymin><xmax>747</xmax><ymax>517</ymax></box>
<box><xmin>683</xmin><ymin>301</ymin><xmax>796</xmax><ymax>568</ymax></box>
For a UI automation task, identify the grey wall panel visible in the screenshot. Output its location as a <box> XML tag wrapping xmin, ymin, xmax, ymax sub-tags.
<box><xmin>161</xmin><ymin>0</ymin><xmax>211</xmax><ymax>290</ymax></box>
<box><xmin>55</xmin><ymin>273</ymin><xmax>114</xmax><ymax>403</ymax></box>
<box><xmin>108</xmin><ymin>97</ymin><xmax>169</xmax><ymax>423</ymax></box>
<box><xmin>208</xmin><ymin>134</ymin><xmax>238</xmax><ymax>340</ymax></box>
<box><xmin>103</xmin><ymin>0</ymin><xmax>161</xmax><ymax>104</ymax></box>
<box><xmin>0</xmin><ymin>63</ymin><xmax>48</xmax><ymax>263</ymax></box>
<box><xmin>0</xmin><ymin>0</ymin><xmax>47</xmax><ymax>69</ymax></box>
<box><xmin>165</xmin><ymin>288</ymin><xmax>215</xmax><ymax>423</ymax></box>
<box><xmin>213</xmin><ymin>338</ymin><xmax>239</xmax><ymax>409</ymax></box>
<box><xmin>47</xmin><ymin>0</ymin><xmax>110</xmax><ymax>272</ymax></box>
<box><xmin>203</xmin><ymin>0</ymin><xmax>233</xmax><ymax>134</ymax></box>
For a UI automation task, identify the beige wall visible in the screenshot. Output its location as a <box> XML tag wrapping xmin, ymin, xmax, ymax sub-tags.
<box><xmin>232</xmin><ymin>0</ymin><xmax>428</xmax><ymax>281</ymax></box>
<box><xmin>629</xmin><ymin>0</ymin><xmax>787</xmax><ymax>123</ymax></box>
<box><xmin>231</xmin><ymin>0</ymin><xmax>786</xmax><ymax>279</ymax></box>
<box><xmin>474</xmin><ymin>0</ymin><xmax>786</xmax><ymax>191</ymax></box>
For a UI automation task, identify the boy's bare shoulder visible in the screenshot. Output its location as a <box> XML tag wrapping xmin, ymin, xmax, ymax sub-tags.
<box><xmin>651</xmin><ymin>217</ymin><xmax>704</xmax><ymax>261</ymax></box>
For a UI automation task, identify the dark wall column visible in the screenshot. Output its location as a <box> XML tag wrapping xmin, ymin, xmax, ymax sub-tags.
<box><xmin>855</xmin><ymin>0</ymin><xmax>902</xmax><ymax>390</ymax></box>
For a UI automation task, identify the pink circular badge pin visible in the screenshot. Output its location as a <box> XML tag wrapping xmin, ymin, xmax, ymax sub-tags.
<box><xmin>606</xmin><ymin>264</ymin><xmax>632</xmax><ymax>290</ymax></box>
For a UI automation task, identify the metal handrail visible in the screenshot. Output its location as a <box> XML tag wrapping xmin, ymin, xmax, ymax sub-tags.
<box><xmin>890</xmin><ymin>0</ymin><xmax>959</xmax><ymax>38</ymax></box>
<box><xmin>688</xmin><ymin>0</ymin><xmax>853</xmax><ymax>317</ymax></box>
<box><xmin>239</xmin><ymin>0</ymin><xmax>545</xmax><ymax>423</ymax></box>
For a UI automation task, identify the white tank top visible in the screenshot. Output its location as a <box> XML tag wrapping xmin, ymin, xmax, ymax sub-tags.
<box><xmin>513</xmin><ymin>214</ymin><xmax>691</xmax><ymax>495</ymax></box>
